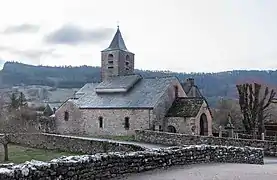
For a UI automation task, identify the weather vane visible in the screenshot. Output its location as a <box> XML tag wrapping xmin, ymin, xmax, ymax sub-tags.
<box><xmin>117</xmin><ymin>21</ymin><xmax>120</xmax><ymax>28</ymax></box>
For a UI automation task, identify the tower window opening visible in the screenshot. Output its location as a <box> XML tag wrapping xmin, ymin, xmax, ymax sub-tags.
<box><xmin>124</xmin><ymin>117</ymin><xmax>130</xmax><ymax>130</ymax></box>
<box><xmin>108</xmin><ymin>54</ymin><xmax>114</xmax><ymax>60</ymax></box>
<box><xmin>64</xmin><ymin>111</ymin><xmax>69</xmax><ymax>121</ymax></box>
<box><xmin>99</xmin><ymin>116</ymin><xmax>103</xmax><ymax>128</ymax></box>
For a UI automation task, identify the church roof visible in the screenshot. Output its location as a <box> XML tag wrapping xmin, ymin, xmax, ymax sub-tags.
<box><xmin>75</xmin><ymin>83</ymin><xmax>97</xmax><ymax>98</ymax></box>
<box><xmin>69</xmin><ymin>76</ymin><xmax>178</xmax><ymax>109</ymax></box>
<box><xmin>95</xmin><ymin>74</ymin><xmax>141</xmax><ymax>93</ymax></box>
<box><xmin>102</xmin><ymin>27</ymin><xmax>130</xmax><ymax>52</ymax></box>
<box><xmin>166</xmin><ymin>97</ymin><xmax>204</xmax><ymax>117</ymax></box>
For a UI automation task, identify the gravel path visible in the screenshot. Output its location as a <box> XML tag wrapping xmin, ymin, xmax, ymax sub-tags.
<box><xmin>118</xmin><ymin>157</ymin><xmax>277</xmax><ymax>180</ymax></box>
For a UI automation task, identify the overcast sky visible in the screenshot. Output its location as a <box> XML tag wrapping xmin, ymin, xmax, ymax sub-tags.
<box><xmin>0</xmin><ymin>0</ymin><xmax>277</xmax><ymax>73</ymax></box>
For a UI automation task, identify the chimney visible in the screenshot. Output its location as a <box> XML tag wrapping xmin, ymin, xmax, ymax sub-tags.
<box><xmin>187</xmin><ymin>78</ymin><xmax>195</xmax><ymax>86</ymax></box>
<box><xmin>187</xmin><ymin>78</ymin><xmax>196</xmax><ymax>97</ymax></box>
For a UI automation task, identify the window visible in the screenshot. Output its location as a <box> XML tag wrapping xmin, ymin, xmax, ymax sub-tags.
<box><xmin>124</xmin><ymin>117</ymin><xmax>130</xmax><ymax>130</ymax></box>
<box><xmin>99</xmin><ymin>116</ymin><xmax>103</xmax><ymax>128</ymax></box>
<box><xmin>159</xmin><ymin>125</ymin><xmax>163</xmax><ymax>131</ymax></box>
<box><xmin>174</xmin><ymin>86</ymin><xmax>178</xmax><ymax>98</ymax></box>
<box><xmin>108</xmin><ymin>66</ymin><xmax>114</xmax><ymax>69</ymax></box>
<box><xmin>64</xmin><ymin>111</ymin><xmax>69</xmax><ymax>121</ymax></box>
<box><xmin>108</xmin><ymin>54</ymin><xmax>114</xmax><ymax>60</ymax></box>
<box><xmin>125</xmin><ymin>55</ymin><xmax>130</xmax><ymax>67</ymax></box>
<box><xmin>108</xmin><ymin>54</ymin><xmax>114</xmax><ymax>67</ymax></box>
<box><xmin>125</xmin><ymin>68</ymin><xmax>129</xmax><ymax>71</ymax></box>
<box><xmin>126</xmin><ymin>55</ymin><xmax>130</xmax><ymax>61</ymax></box>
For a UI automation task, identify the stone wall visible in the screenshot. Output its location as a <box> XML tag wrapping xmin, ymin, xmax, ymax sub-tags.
<box><xmin>80</xmin><ymin>109</ymin><xmax>152</xmax><ymax>136</ymax></box>
<box><xmin>135</xmin><ymin>130</ymin><xmax>277</xmax><ymax>157</ymax></box>
<box><xmin>55</xmin><ymin>100</ymin><xmax>85</xmax><ymax>135</ymax></box>
<box><xmin>55</xmin><ymin>100</ymin><xmax>153</xmax><ymax>136</ymax></box>
<box><xmin>0</xmin><ymin>145</ymin><xmax>263</xmax><ymax>180</ymax></box>
<box><xmin>7</xmin><ymin>133</ymin><xmax>144</xmax><ymax>154</ymax></box>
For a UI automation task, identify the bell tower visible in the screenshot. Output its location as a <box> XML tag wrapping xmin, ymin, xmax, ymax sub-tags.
<box><xmin>101</xmin><ymin>26</ymin><xmax>135</xmax><ymax>81</ymax></box>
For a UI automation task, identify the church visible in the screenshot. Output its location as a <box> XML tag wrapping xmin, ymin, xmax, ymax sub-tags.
<box><xmin>54</xmin><ymin>27</ymin><xmax>213</xmax><ymax>136</ymax></box>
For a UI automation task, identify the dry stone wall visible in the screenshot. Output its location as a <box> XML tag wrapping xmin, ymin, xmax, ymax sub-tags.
<box><xmin>0</xmin><ymin>145</ymin><xmax>263</xmax><ymax>180</ymax></box>
<box><xmin>7</xmin><ymin>133</ymin><xmax>144</xmax><ymax>154</ymax></box>
<box><xmin>135</xmin><ymin>130</ymin><xmax>277</xmax><ymax>157</ymax></box>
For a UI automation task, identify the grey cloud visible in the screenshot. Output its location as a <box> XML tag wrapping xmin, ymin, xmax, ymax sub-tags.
<box><xmin>0</xmin><ymin>46</ymin><xmax>61</xmax><ymax>64</ymax></box>
<box><xmin>44</xmin><ymin>24</ymin><xmax>114</xmax><ymax>45</ymax></box>
<box><xmin>3</xmin><ymin>24</ymin><xmax>40</xmax><ymax>34</ymax></box>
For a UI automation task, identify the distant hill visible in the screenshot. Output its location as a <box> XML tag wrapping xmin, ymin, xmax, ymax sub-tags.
<box><xmin>1</xmin><ymin>61</ymin><xmax>277</xmax><ymax>106</ymax></box>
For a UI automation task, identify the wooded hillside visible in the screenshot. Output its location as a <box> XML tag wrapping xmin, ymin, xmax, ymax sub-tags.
<box><xmin>1</xmin><ymin>61</ymin><xmax>277</xmax><ymax>107</ymax></box>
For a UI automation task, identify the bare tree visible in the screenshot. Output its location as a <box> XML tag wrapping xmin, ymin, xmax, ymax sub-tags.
<box><xmin>236</xmin><ymin>83</ymin><xmax>276</xmax><ymax>137</ymax></box>
<box><xmin>257</xmin><ymin>86</ymin><xmax>276</xmax><ymax>134</ymax></box>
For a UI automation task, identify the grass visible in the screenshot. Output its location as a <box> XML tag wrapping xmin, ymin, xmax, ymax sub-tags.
<box><xmin>0</xmin><ymin>144</ymin><xmax>81</xmax><ymax>164</ymax></box>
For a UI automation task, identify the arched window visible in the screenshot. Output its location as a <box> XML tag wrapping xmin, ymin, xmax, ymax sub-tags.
<box><xmin>108</xmin><ymin>54</ymin><xmax>114</xmax><ymax>65</ymax></box>
<box><xmin>125</xmin><ymin>55</ymin><xmax>130</xmax><ymax>66</ymax></box>
<box><xmin>64</xmin><ymin>111</ymin><xmax>69</xmax><ymax>121</ymax></box>
<box><xmin>124</xmin><ymin>117</ymin><xmax>130</xmax><ymax>130</ymax></box>
<box><xmin>126</xmin><ymin>55</ymin><xmax>130</xmax><ymax>61</ymax></box>
<box><xmin>168</xmin><ymin>125</ymin><xmax>176</xmax><ymax>133</ymax></box>
<box><xmin>99</xmin><ymin>116</ymin><xmax>103</xmax><ymax>128</ymax></box>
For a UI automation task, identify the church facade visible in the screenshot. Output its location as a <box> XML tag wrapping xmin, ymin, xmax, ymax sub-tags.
<box><xmin>54</xmin><ymin>27</ymin><xmax>213</xmax><ymax>136</ymax></box>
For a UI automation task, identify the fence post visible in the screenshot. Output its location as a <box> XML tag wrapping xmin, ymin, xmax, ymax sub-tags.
<box><xmin>219</xmin><ymin>126</ymin><xmax>222</xmax><ymax>138</ymax></box>
<box><xmin>261</xmin><ymin>133</ymin><xmax>265</xmax><ymax>141</ymax></box>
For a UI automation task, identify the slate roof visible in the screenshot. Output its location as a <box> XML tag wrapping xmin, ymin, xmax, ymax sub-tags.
<box><xmin>69</xmin><ymin>76</ymin><xmax>178</xmax><ymax>109</ymax></box>
<box><xmin>95</xmin><ymin>75</ymin><xmax>141</xmax><ymax>93</ymax></box>
<box><xmin>75</xmin><ymin>83</ymin><xmax>97</xmax><ymax>98</ymax></box>
<box><xmin>102</xmin><ymin>27</ymin><xmax>130</xmax><ymax>52</ymax></box>
<box><xmin>166</xmin><ymin>97</ymin><xmax>204</xmax><ymax>117</ymax></box>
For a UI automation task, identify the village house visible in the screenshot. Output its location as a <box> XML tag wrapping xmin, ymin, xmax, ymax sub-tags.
<box><xmin>54</xmin><ymin>27</ymin><xmax>213</xmax><ymax>136</ymax></box>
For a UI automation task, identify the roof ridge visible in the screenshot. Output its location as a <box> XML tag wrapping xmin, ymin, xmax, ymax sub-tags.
<box><xmin>144</xmin><ymin>76</ymin><xmax>176</xmax><ymax>79</ymax></box>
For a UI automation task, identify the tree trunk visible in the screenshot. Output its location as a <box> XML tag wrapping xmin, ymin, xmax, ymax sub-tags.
<box><xmin>3</xmin><ymin>143</ymin><xmax>8</xmax><ymax>162</ymax></box>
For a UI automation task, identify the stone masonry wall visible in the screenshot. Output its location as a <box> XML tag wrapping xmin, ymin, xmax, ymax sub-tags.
<box><xmin>0</xmin><ymin>145</ymin><xmax>263</xmax><ymax>180</ymax></box>
<box><xmin>55</xmin><ymin>101</ymin><xmax>153</xmax><ymax>136</ymax></box>
<box><xmin>7</xmin><ymin>133</ymin><xmax>144</xmax><ymax>154</ymax></box>
<box><xmin>55</xmin><ymin>100</ymin><xmax>85</xmax><ymax>135</ymax></box>
<box><xmin>135</xmin><ymin>130</ymin><xmax>277</xmax><ymax>157</ymax></box>
<box><xmin>80</xmin><ymin>108</ymin><xmax>152</xmax><ymax>136</ymax></box>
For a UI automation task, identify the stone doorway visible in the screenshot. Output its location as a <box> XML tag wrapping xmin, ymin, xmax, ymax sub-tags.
<box><xmin>168</xmin><ymin>125</ymin><xmax>176</xmax><ymax>133</ymax></box>
<box><xmin>200</xmin><ymin>113</ymin><xmax>208</xmax><ymax>136</ymax></box>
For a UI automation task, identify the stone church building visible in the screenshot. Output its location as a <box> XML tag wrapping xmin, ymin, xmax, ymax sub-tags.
<box><xmin>55</xmin><ymin>27</ymin><xmax>213</xmax><ymax>136</ymax></box>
